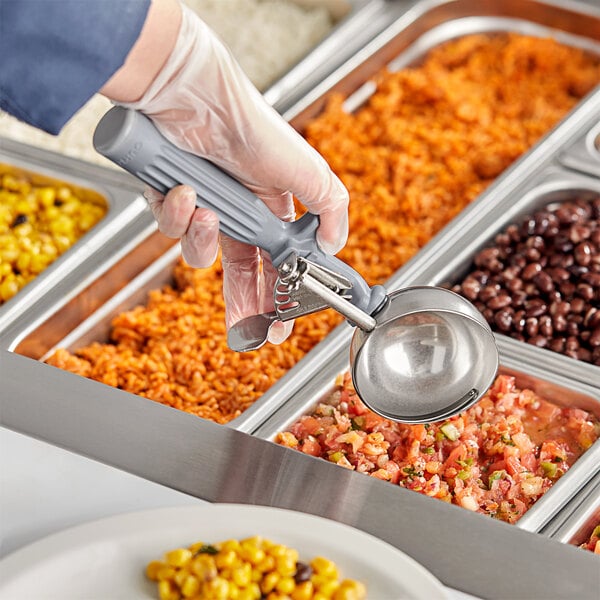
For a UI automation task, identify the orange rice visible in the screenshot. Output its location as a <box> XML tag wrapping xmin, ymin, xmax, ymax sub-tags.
<box><xmin>47</xmin><ymin>34</ymin><xmax>600</xmax><ymax>422</ymax></box>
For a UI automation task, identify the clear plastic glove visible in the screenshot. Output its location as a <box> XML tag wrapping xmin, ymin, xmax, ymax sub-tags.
<box><xmin>123</xmin><ymin>4</ymin><xmax>348</xmax><ymax>344</ymax></box>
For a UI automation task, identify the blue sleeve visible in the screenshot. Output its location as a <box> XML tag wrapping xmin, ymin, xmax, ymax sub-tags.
<box><xmin>0</xmin><ymin>0</ymin><xmax>151</xmax><ymax>135</ymax></box>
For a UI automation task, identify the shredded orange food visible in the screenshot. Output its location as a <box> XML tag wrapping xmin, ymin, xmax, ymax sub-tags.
<box><xmin>47</xmin><ymin>33</ymin><xmax>600</xmax><ymax>422</ymax></box>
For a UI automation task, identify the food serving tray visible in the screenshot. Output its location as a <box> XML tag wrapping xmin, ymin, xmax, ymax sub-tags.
<box><xmin>253</xmin><ymin>338</ymin><xmax>600</xmax><ymax>535</ymax></box>
<box><xmin>0</xmin><ymin>138</ymin><xmax>155</xmax><ymax>335</ymax></box>
<box><xmin>3</xmin><ymin>2</ymin><xmax>600</xmax><ymax>597</ymax></box>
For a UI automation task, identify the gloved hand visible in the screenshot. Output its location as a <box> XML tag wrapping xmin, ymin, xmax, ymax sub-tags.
<box><xmin>123</xmin><ymin>4</ymin><xmax>349</xmax><ymax>344</ymax></box>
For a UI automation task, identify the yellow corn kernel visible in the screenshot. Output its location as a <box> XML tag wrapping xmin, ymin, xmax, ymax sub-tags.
<box><xmin>174</xmin><ymin>567</ymin><xmax>191</xmax><ymax>588</ymax></box>
<box><xmin>311</xmin><ymin>575</ymin><xmax>340</xmax><ymax>596</ymax></box>
<box><xmin>15</xmin><ymin>199</ymin><xmax>34</xmax><ymax>215</ymax></box>
<box><xmin>276</xmin><ymin>576</ymin><xmax>296</xmax><ymax>595</ymax></box>
<box><xmin>36</xmin><ymin>187</ymin><xmax>56</xmax><ymax>207</ymax></box>
<box><xmin>14</xmin><ymin>222</ymin><xmax>33</xmax><ymax>237</ymax></box>
<box><xmin>205</xmin><ymin>576</ymin><xmax>229</xmax><ymax>599</ymax></box>
<box><xmin>275</xmin><ymin>554</ymin><xmax>297</xmax><ymax>578</ymax></box>
<box><xmin>56</xmin><ymin>186</ymin><xmax>72</xmax><ymax>202</ymax></box>
<box><xmin>232</xmin><ymin>562</ymin><xmax>252</xmax><ymax>588</ymax></box>
<box><xmin>240</xmin><ymin>544</ymin><xmax>266</xmax><ymax>565</ymax></box>
<box><xmin>43</xmin><ymin>205</ymin><xmax>60</xmax><ymax>221</ymax></box>
<box><xmin>191</xmin><ymin>554</ymin><xmax>218</xmax><ymax>580</ymax></box>
<box><xmin>53</xmin><ymin>234</ymin><xmax>72</xmax><ymax>253</ymax></box>
<box><xmin>260</xmin><ymin>571</ymin><xmax>280</xmax><ymax>595</ymax></box>
<box><xmin>291</xmin><ymin>581</ymin><xmax>314</xmax><ymax>600</ymax></box>
<box><xmin>220</xmin><ymin>539</ymin><xmax>242</xmax><ymax>553</ymax></box>
<box><xmin>188</xmin><ymin>541</ymin><xmax>206</xmax><ymax>554</ymax></box>
<box><xmin>1</xmin><ymin>247</ymin><xmax>19</xmax><ymax>263</ymax></box>
<box><xmin>158</xmin><ymin>580</ymin><xmax>178</xmax><ymax>600</ymax></box>
<box><xmin>30</xmin><ymin>253</ymin><xmax>50</xmax><ymax>274</ymax></box>
<box><xmin>157</xmin><ymin>565</ymin><xmax>177</xmax><ymax>581</ymax></box>
<box><xmin>241</xmin><ymin>536</ymin><xmax>263</xmax><ymax>548</ymax></box>
<box><xmin>15</xmin><ymin>252</ymin><xmax>30</xmax><ymax>273</ymax></box>
<box><xmin>146</xmin><ymin>560</ymin><xmax>165</xmax><ymax>581</ymax></box>
<box><xmin>267</xmin><ymin>544</ymin><xmax>288</xmax><ymax>558</ymax></box>
<box><xmin>238</xmin><ymin>582</ymin><xmax>261</xmax><ymax>600</ymax></box>
<box><xmin>332</xmin><ymin>580</ymin><xmax>367</xmax><ymax>600</ymax></box>
<box><xmin>311</xmin><ymin>557</ymin><xmax>338</xmax><ymax>579</ymax></box>
<box><xmin>79</xmin><ymin>212</ymin><xmax>98</xmax><ymax>231</ymax></box>
<box><xmin>256</xmin><ymin>555</ymin><xmax>276</xmax><ymax>573</ymax></box>
<box><xmin>165</xmin><ymin>548</ymin><xmax>193</xmax><ymax>568</ymax></box>
<box><xmin>215</xmin><ymin>549</ymin><xmax>237</xmax><ymax>569</ymax></box>
<box><xmin>0</xmin><ymin>278</ymin><xmax>19</xmax><ymax>301</ymax></box>
<box><xmin>181</xmin><ymin>574</ymin><xmax>201</xmax><ymax>598</ymax></box>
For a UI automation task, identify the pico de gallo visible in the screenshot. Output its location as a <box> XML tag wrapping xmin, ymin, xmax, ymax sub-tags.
<box><xmin>276</xmin><ymin>373</ymin><xmax>600</xmax><ymax>523</ymax></box>
<box><xmin>579</xmin><ymin>524</ymin><xmax>600</xmax><ymax>555</ymax></box>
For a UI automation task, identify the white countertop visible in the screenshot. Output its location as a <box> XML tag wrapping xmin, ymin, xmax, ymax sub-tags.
<box><xmin>0</xmin><ymin>426</ymin><xmax>477</xmax><ymax>599</ymax></box>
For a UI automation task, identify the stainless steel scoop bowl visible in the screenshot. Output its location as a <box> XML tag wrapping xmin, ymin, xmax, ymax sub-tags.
<box><xmin>93</xmin><ymin>107</ymin><xmax>499</xmax><ymax>423</ymax></box>
<box><xmin>350</xmin><ymin>287</ymin><xmax>498</xmax><ymax>422</ymax></box>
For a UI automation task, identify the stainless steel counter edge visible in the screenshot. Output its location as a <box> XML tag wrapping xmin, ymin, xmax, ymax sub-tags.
<box><xmin>1</xmin><ymin>351</ymin><xmax>598</xmax><ymax>600</ymax></box>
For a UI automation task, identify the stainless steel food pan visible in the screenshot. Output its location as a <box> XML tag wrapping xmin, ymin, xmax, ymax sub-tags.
<box><xmin>253</xmin><ymin>338</ymin><xmax>600</xmax><ymax>534</ymax></box>
<box><xmin>284</xmin><ymin>0</ymin><xmax>600</xmax><ymax>125</ymax></box>
<box><xmin>388</xmin><ymin>165</ymin><xmax>600</xmax><ymax>385</ymax></box>
<box><xmin>559</xmin><ymin>120</ymin><xmax>600</xmax><ymax>180</ymax></box>
<box><xmin>1</xmin><ymin>240</ymin><xmax>351</xmax><ymax>433</ymax></box>
<box><xmin>0</xmin><ymin>138</ymin><xmax>154</xmax><ymax>334</ymax></box>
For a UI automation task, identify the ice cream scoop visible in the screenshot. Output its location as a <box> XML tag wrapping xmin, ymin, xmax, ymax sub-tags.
<box><xmin>93</xmin><ymin>107</ymin><xmax>498</xmax><ymax>423</ymax></box>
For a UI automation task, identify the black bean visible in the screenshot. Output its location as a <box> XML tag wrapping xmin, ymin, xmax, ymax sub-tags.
<box><xmin>552</xmin><ymin>314</ymin><xmax>568</xmax><ymax>332</ymax></box>
<box><xmin>574</xmin><ymin>241</ymin><xmax>592</xmax><ymax>266</ymax></box>
<box><xmin>528</xmin><ymin>335</ymin><xmax>549</xmax><ymax>348</ymax></box>
<box><xmin>488</xmin><ymin>294</ymin><xmax>512</xmax><ymax>310</ymax></box>
<box><xmin>525</xmin><ymin>299</ymin><xmax>547</xmax><ymax>318</ymax></box>
<box><xmin>533</xmin><ymin>271</ymin><xmax>554</xmax><ymax>294</ymax></box>
<box><xmin>294</xmin><ymin>562</ymin><xmax>312</xmax><ymax>583</ymax></box>
<box><xmin>494</xmin><ymin>309</ymin><xmax>513</xmax><ymax>332</ymax></box>
<box><xmin>526</xmin><ymin>317</ymin><xmax>539</xmax><ymax>337</ymax></box>
<box><xmin>539</xmin><ymin>315</ymin><xmax>553</xmax><ymax>338</ymax></box>
<box><xmin>522</xmin><ymin>263</ymin><xmax>541</xmax><ymax>281</ymax></box>
<box><xmin>549</xmin><ymin>337</ymin><xmax>566</xmax><ymax>353</ymax></box>
<box><xmin>10</xmin><ymin>214</ymin><xmax>28</xmax><ymax>228</ymax></box>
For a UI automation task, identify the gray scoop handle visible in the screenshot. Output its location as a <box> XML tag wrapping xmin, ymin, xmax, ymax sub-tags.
<box><xmin>93</xmin><ymin>107</ymin><xmax>386</xmax><ymax>315</ymax></box>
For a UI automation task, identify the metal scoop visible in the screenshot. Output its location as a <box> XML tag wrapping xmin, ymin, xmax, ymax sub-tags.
<box><xmin>93</xmin><ymin>107</ymin><xmax>499</xmax><ymax>423</ymax></box>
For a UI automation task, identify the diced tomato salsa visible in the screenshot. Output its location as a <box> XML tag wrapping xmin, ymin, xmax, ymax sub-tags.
<box><xmin>579</xmin><ymin>524</ymin><xmax>600</xmax><ymax>555</ymax></box>
<box><xmin>276</xmin><ymin>374</ymin><xmax>600</xmax><ymax>523</ymax></box>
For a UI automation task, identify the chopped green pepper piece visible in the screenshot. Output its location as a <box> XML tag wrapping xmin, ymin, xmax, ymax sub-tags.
<box><xmin>541</xmin><ymin>461</ymin><xmax>558</xmax><ymax>478</ymax></box>
<box><xmin>329</xmin><ymin>451</ymin><xmax>343</xmax><ymax>463</ymax></box>
<box><xmin>350</xmin><ymin>416</ymin><xmax>365</xmax><ymax>431</ymax></box>
<box><xmin>440</xmin><ymin>423</ymin><xmax>460</xmax><ymax>441</ymax></box>
<box><xmin>488</xmin><ymin>470</ymin><xmax>507</xmax><ymax>489</ymax></box>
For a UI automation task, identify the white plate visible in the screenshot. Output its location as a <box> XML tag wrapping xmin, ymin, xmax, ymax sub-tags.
<box><xmin>0</xmin><ymin>504</ymin><xmax>448</xmax><ymax>599</ymax></box>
